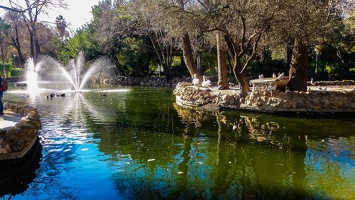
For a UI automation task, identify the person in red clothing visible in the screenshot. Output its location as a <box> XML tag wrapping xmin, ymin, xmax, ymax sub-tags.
<box><xmin>0</xmin><ymin>76</ymin><xmax>3</xmax><ymax>116</ymax></box>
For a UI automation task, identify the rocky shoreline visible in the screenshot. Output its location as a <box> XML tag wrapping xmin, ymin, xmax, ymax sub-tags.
<box><xmin>0</xmin><ymin>103</ymin><xmax>41</xmax><ymax>161</ymax></box>
<box><xmin>173</xmin><ymin>80</ymin><xmax>355</xmax><ymax>116</ymax></box>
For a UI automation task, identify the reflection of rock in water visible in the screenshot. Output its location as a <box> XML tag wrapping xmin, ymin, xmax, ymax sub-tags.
<box><xmin>174</xmin><ymin>101</ymin><xmax>355</xmax><ymax>152</ymax></box>
<box><xmin>173</xmin><ymin>103</ymin><xmax>216</xmax><ymax>135</ymax></box>
<box><xmin>0</xmin><ymin>139</ymin><xmax>42</xmax><ymax>195</ymax></box>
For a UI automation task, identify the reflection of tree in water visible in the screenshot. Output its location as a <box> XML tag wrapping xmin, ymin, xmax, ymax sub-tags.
<box><xmin>205</xmin><ymin>112</ymin><xmax>307</xmax><ymax>199</ymax></box>
<box><xmin>304</xmin><ymin>137</ymin><xmax>355</xmax><ymax>199</ymax></box>
<box><xmin>173</xmin><ymin>103</ymin><xmax>216</xmax><ymax>136</ymax></box>
<box><xmin>64</xmin><ymin>97</ymin><xmax>354</xmax><ymax>199</ymax></box>
<box><xmin>101</xmin><ymin>104</ymin><xmax>311</xmax><ymax>198</ymax></box>
<box><xmin>179</xmin><ymin>104</ymin><xmax>355</xmax><ymax>199</ymax></box>
<box><xmin>173</xmin><ymin>104</ymin><xmax>355</xmax><ymax>199</ymax></box>
<box><xmin>173</xmin><ymin>104</ymin><xmax>307</xmax><ymax>197</ymax></box>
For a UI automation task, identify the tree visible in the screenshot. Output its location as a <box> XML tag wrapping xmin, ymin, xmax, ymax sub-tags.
<box><xmin>216</xmin><ymin>32</ymin><xmax>229</xmax><ymax>89</ymax></box>
<box><xmin>55</xmin><ymin>15</ymin><xmax>69</xmax><ymax>45</ymax></box>
<box><xmin>58</xmin><ymin>25</ymin><xmax>98</xmax><ymax>63</ymax></box>
<box><xmin>37</xmin><ymin>23</ymin><xmax>60</xmax><ymax>58</ymax></box>
<box><xmin>157</xmin><ymin>0</ymin><xmax>205</xmax><ymax>82</ymax></box>
<box><xmin>127</xmin><ymin>0</ymin><xmax>179</xmax><ymax>82</ymax></box>
<box><xmin>0</xmin><ymin>17</ymin><xmax>10</xmax><ymax>77</ymax></box>
<box><xmin>198</xmin><ymin>0</ymin><xmax>278</xmax><ymax>96</ymax></box>
<box><xmin>7</xmin><ymin>0</ymin><xmax>67</xmax><ymax>61</ymax></box>
<box><xmin>90</xmin><ymin>1</ymin><xmax>132</xmax><ymax>76</ymax></box>
<box><xmin>4</xmin><ymin>11</ymin><xmax>25</xmax><ymax>66</ymax></box>
<box><xmin>271</xmin><ymin>0</ymin><xmax>354</xmax><ymax>91</ymax></box>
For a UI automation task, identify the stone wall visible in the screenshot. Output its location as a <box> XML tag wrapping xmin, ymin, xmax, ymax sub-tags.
<box><xmin>0</xmin><ymin>102</ymin><xmax>41</xmax><ymax>160</ymax></box>
<box><xmin>243</xmin><ymin>89</ymin><xmax>355</xmax><ymax>113</ymax></box>
<box><xmin>173</xmin><ymin>81</ymin><xmax>355</xmax><ymax>114</ymax></box>
<box><xmin>95</xmin><ymin>76</ymin><xmax>192</xmax><ymax>87</ymax></box>
<box><xmin>173</xmin><ymin>82</ymin><xmax>241</xmax><ymax>109</ymax></box>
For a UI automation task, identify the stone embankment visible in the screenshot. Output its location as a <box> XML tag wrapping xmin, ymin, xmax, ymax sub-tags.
<box><xmin>0</xmin><ymin>103</ymin><xmax>41</xmax><ymax>160</ymax></box>
<box><xmin>97</xmin><ymin>76</ymin><xmax>191</xmax><ymax>87</ymax></box>
<box><xmin>173</xmin><ymin>81</ymin><xmax>355</xmax><ymax>115</ymax></box>
<box><xmin>243</xmin><ymin>88</ymin><xmax>355</xmax><ymax>113</ymax></box>
<box><xmin>173</xmin><ymin>82</ymin><xmax>240</xmax><ymax>110</ymax></box>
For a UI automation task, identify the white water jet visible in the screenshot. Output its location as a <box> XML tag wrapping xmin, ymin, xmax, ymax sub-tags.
<box><xmin>66</xmin><ymin>51</ymin><xmax>111</xmax><ymax>91</ymax></box>
<box><xmin>25</xmin><ymin>58</ymin><xmax>42</xmax><ymax>92</ymax></box>
<box><xmin>24</xmin><ymin>51</ymin><xmax>113</xmax><ymax>92</ymax></box>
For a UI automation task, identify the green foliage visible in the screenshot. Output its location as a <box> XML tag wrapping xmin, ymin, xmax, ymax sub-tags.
<box><xmin>117</xmin><ymin>37</ymin><xmax>151</xmax><ymax>76</ymax></box>
<box><xmin>118</xmin><ymin>38</ymin><xmax>141</xmax><ymax>68</ymax></box>
<box><xmin>171</xmin><ymin>65</ymin><xmax>189</xmax><ymax>77</ymax></box>
<box><xmin>311</xmin><ymin>61</ymin><xmax>355</xmax><ymax>80</ymax></box>
<box><xmin>325</xmin><ymin>64</ymin><xmax>336</xmax><ymax>74</ymax></box>
<box><xmin>270</xmin><ymin>59</ymin><xmax>288</xmax><ymax>74</ymax></box>
<box><xmin>201</xmin><ymin>51</ymin><xmax>218</xmax><ymax>75</ymax></box>
<box><xmin>10</xmin><ymin>68</ymin><xmax>23</xmax><ymax>77</ymax></box>
<box><xmin>171</xmin><ymin>56</ymin><xmax>181</xmax><ymax>67</ymax></box>
<box><xmin>0</xmin><ymin>62</ymin><xmax>18</xmax><ymax>77</ymax></box>
<box><xmin>58</xmin><ymin>25</ymin><xmax>100</xmax><ymax>65</ymax></box>
<box><xmin>247</xmin><ymin>61</ymin><xmax>262</xmax><ymax>78</ymax></box>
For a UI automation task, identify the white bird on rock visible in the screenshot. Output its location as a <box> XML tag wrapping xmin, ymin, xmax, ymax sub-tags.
<box><xmin>319</xmin><ymin>85</ymin><xmax>327</xmax><ymax>91</ymax></box>
<box><xmin>201</xmin><ymin>76</ymin><xmax>211</xmax><ymax>88</ymax></box>
<box><xmin>192</xmin><ymin>74</ymin><xmax>199</xmax><ymax>86</ymax></box>
<box><xmin>276</xmin><ymin>72</ymin><xmax>284</xmax><ymax>80</ymax></box>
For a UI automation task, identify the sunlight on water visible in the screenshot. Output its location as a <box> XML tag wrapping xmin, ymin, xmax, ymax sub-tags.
<box><xmin>98</xmin><ymin>89</ymin><xmax>131</xmax><ymax>93</ymax></box>
<box><xmin>1</xmin><ymin>88</ymin><xmax>355</xmax><ymax>199</ymax></box>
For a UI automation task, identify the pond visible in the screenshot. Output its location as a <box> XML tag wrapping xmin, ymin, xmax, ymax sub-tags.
<box><xmin>1</xmin><ymin>85</ymin><xmax>355</xmax><ymax>199</ymax></box>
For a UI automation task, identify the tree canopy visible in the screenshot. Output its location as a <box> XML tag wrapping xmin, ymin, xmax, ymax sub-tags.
<box><xmin>0</xmin><ymin>0</ymin><xmax>354</xmax><ymax>90</ymax></box>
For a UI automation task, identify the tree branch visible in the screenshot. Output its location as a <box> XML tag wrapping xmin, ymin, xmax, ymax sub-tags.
<box><xmin>0</xmin><ymin>5</ymin><xmax>27</xmax><ymax>12</ymax></box>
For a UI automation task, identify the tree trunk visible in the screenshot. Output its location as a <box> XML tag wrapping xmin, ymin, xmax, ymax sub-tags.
<box><xmin>29</xmin><ymin>31</ymin><xmax>35</xmax><ymax>59</ymax></box>
<box><xmin>34</xmin><ymin>30</ymin><xmax>41</xmax><ymax>60</ymax></box>
<box><xmin>223</xmin><ymin>34</ymin><xmax>250</xmax><ymax>96</ymax></box>
<box><xmin>216</xmin><ymin>32</ymin><xmax>229</xmax><ymax>89</ymax></box>
<box><xmin>288</xmin><ymin>38</ymin><xmax>308</xmax><ymax>92</ymax></box>
<box><xmin>148</xmin><ymin>35</ymin><xmax>172</xmax><ymax>82</ymax></box>
<box><xmin>286</xmin><ymin>39</ymin><xmax>293</xmax><ymax>68</ymax></box>
<box><xmin>181</xmin><ymin>33</ymin><xmax>202</xmax><ymax>82</ymax></box>
<box><xmin>9</xmin><ymin>24</ymin><xmax>24</xmax><ymax>67</ymax></box>
<box><xmin>162</xmin><ymin>62</ymin><xmax>172</xmax><ymax>82</ymax></box>
<box><xmin>235</xmin><ymin>60</ymin><xmax>250</xmax><ymax>97</ymax></box>
<box><xmin>1</xmin><ymin>44</ymin><xmax>6</xmax><ymax>78</ymax></box>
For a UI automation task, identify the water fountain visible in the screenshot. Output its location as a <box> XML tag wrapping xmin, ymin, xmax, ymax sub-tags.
<box><xmin>24</xmin><ymin>57</ymin><xmax>42</xmax><ymax>92</ymax></box>
<box><xmin>23</xmin><ymin>51</ymin><xmax>114</xmax><ymax>93</ymax></box>
<box><xmin>63</xmin><ymin>51</ymin><xmax>112</xmax><ymax>92</ymax></box>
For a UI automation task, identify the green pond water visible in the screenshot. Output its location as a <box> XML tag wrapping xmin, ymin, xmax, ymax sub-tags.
<box><xmin>1</xmin><ymin>85</ymin><xmax>355</xmax><ymax>199</ymax></box>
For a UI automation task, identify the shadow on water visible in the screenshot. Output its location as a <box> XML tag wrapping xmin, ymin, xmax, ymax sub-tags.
<box><xmin>0</xmin><ymin>139</ymin><xmax>42</xmax><ymax>196</ymax></box>
<box><xmin>170</xmin><ymin>104</ymin><xmax>355</xmax><ymax>199</ymax></box>
<box><xmin>1</xmin><ymin>87</ymin><xmax>355</xmax><ymax>199</ymax></box>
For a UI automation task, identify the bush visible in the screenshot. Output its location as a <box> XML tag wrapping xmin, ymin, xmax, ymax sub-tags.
<box><xmin>10</xmin><ymin>68</ymin><xmax>23</xmax><ymax>77</ymax></box>
<box><xmin>0</xmin><ymin>62</ymin><xmax>23</xmax><ymax>77</ymax></box>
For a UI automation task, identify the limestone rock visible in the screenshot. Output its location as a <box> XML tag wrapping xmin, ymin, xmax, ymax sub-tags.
<box><xmin>5</xmin><ymin>126</ymin><xmax>29</xmax><ymax>152</ymax></box>
<box><xmin>0</xmin><ymin>138</ymin><xmax>11</xmax><ymax>154</ymax></box>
